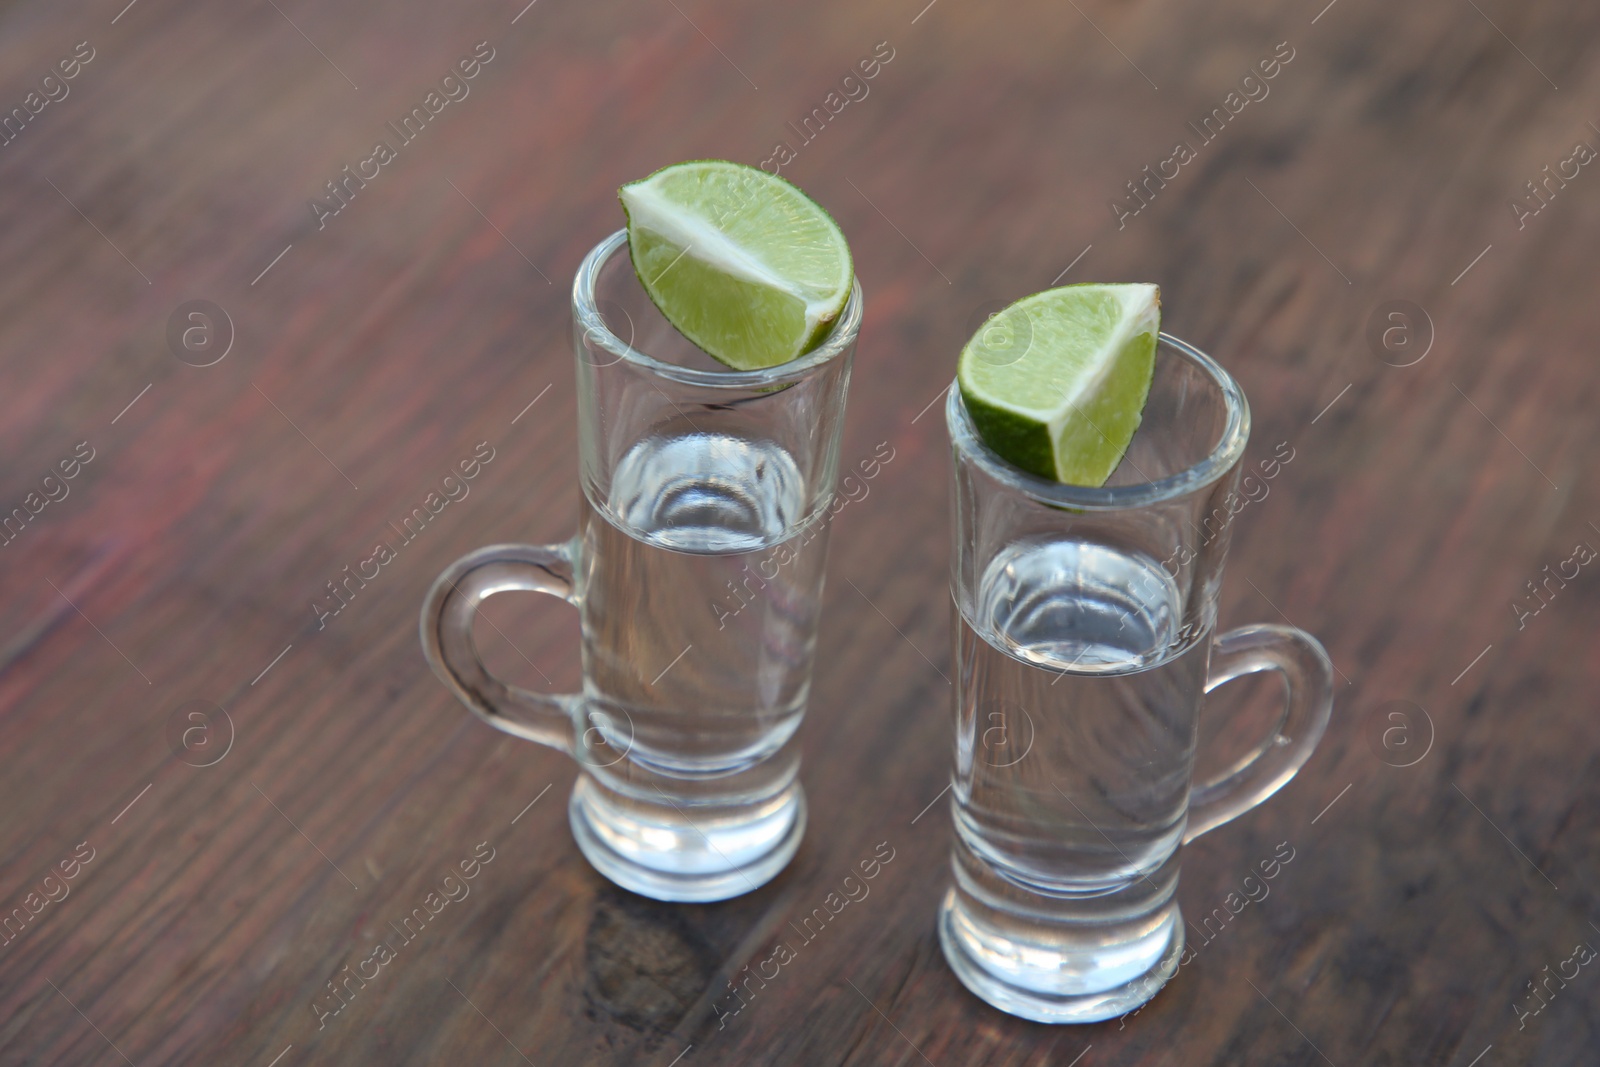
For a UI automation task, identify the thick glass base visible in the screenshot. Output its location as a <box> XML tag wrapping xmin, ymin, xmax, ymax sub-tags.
<box><xmin>938</xmin><ymin>887</ymin><xmax>1185</xmax><ymax>1024</ymax></box>
<box><xmin>568</xmin><ymin>775</ymin><xmax>805</xmax><ymax>902</ymax></box>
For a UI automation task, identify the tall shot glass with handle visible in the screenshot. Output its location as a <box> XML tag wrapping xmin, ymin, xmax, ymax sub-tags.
<box><xmin>421</xmin><ymin>230</ymin><xmax>860</xmax><ymax>902</ymax></box>
<box><xmin>939</xmin><ymin>333</ymin><xmax>1333</xmax><ymax>1022</ymax></box>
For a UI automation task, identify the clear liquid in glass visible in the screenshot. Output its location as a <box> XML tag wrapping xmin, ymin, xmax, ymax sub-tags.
<box><xmin>568</xmin><ymin>430</ymin><xmax>828</xmax><ymax>900</ymax></box>
<box><xmin>940</xmin><ymin>536</ymin><xmax>1206</xmax><ymax>1022</ymax></box>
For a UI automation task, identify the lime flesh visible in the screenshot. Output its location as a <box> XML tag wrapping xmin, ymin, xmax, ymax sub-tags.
<box><xmin>958</xmin><ymin>283</ymin><xmax>1160</xmax><ymax>486</ymax></box>
<box><xmin>620</xmin><ymin>160</ymin><xmax>853</xmax><ymax>370</ymax></box>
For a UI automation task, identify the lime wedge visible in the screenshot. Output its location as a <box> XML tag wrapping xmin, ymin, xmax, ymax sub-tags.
<box><xmin>958</xmin><ymin>284</ymin><xmax>1160</xmax><ymax>486</ymax></box>
<box><xmin>619</xmin><ymin>160</ymin><xmax>853</xmax><ymax>370</ymax></box>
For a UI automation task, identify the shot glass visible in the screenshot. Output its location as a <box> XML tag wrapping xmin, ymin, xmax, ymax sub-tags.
<box><xmin>939</xmin><ymin>333</ymin><xmax>1333</xmax><ymax>1022</ymax></box>
<box><xmin>421</xmin><ymin>230</ymin><xmax>860</xmax><ymax>902</ymax></box>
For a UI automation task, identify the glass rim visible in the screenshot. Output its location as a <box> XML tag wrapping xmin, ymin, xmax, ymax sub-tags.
<box><xmin>572</xmin><ymin>229</ymin><xmax>864</xmax><ymax>388</ymax></box>
<box><xmin>946</xmin><ymin>332</ymin><xmax>1251</xmax><ymax>511</ymax></box>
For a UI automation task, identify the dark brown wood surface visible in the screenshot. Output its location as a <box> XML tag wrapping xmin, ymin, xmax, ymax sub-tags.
<box><xmin>1</xmin><ymin>0</ymin><xmax>1596</xmax><ymax>1063</ymax></box>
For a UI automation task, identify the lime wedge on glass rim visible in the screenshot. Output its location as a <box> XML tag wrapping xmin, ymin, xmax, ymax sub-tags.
<box><xmin>957</xmin><ymin>284</ymin><xmax>1160</xmax><ymax>486</ymax></box>
<box><xmin>619</xmin><ymin>160</ymin><xmax>853</xmax><ymax>370</ymax></box>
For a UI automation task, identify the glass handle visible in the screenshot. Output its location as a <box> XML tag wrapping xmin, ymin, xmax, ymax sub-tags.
<box><xmin>1183</xmin><ymin>623</ymin><xmax>1334</xmax><ymax>844</ymax></box>
<box><xmin>419</xmin><ymin>542</ymin><xmax>581</xmax><ymax>755</ymax></box>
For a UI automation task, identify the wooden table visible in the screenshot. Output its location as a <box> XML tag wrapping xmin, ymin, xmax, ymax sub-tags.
<box><xmin>1</xmin><ymin>0</ymin><xmax>1594</xmax><ymax>1063</ymax></box>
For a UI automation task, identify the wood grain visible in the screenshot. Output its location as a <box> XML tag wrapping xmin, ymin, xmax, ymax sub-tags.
<box><xmin>0</xmin><ymin>0</ymin><xmax>1597</xmax><ymax>1063</ymax></box>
